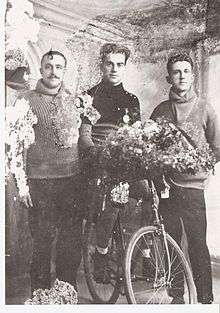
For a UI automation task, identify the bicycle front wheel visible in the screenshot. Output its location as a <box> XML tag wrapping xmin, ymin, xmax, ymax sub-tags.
<box><xmin>83</xmin><ymin>220</ymin><xmax>122</xmax><ymax>304</ymax></box>
<box><xmin>124</xmin><ymin>226</ymin><xmax>196</xmax><ymax>304</ymax></box>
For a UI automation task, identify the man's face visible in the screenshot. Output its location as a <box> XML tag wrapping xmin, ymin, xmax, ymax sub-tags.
<box><xmin>40</xmin><ymin>54</ymin><xmax>66</xmax><ymax>89</ymax></box>
<box><xmin>167</xmin><ymin>61</ymin><xmax>194</xmax><ymax>94</ymax></box>
<box><xmin>101</xmin><ymin>52</ymin><xmax>126</xmax><ymax>86</ymax></box>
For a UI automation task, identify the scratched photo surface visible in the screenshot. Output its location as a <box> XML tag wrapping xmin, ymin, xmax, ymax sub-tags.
<box><xmin>4</xmin><ymin>0</ymin><xmax>220</xmax><ymax>310</ymax></box>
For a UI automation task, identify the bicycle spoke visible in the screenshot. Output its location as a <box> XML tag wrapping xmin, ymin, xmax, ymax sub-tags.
<box><xmin>125</xmin><ymin>227</ymin><xmax>195</xmax><ymax>304</ymax></box>
<box><xmin>145</xmin><ymin>284</ymin><xmax>166</xmax><ymax>304</ymax></box>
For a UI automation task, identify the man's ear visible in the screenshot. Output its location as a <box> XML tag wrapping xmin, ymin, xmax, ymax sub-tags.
<box><xmin>166</xmin><ymin>75</ymin><xmax>171</xmax><ymax>84</ymax></box>
<box><xmin>100</xmin><ymin>62</ymin><xmax>104</xmax><ymax>73</ymax></box>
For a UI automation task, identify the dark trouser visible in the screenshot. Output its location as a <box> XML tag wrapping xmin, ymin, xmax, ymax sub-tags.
<box><xmin>96</xmin><ymin>180</ymin><xmax>151</xmax><ymax>248</ymax></box>
<box><xmin>28</xmin><ymin>176</ymin><xmax>83</xmax><ymax>292</ymax></box>
<box><xmin>159</xmin><ymin>183</ymin><xmax>213</xmax><ymax>303</ymax></box>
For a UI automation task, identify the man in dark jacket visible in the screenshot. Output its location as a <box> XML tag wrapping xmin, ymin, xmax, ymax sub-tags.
<box><xmin>79</xmin><ymin>43</ymin><xmax>150</xmax><ymax>283</ymax></box>
<box><xmin>151</xmin><ymin>53</ymin><xmax>220</xmax><ymax>304</ymax></box>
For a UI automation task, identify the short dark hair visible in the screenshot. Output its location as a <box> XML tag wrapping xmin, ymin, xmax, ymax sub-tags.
<box><xmin>41</xmin><ymin>50</ymin><xmax>67</xmax><ymax>67</ymax></box>
<box><xmin>167</xmin><ymin>53</ymin><xmax>194</xmax><ymax>74</ymax></box>
<box><xmin>100</xmin><ymin>43</ymin><xmax>131</xmax><ymax>64</ymax></box>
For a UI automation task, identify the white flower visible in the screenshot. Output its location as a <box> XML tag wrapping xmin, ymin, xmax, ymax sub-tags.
<box><xmin>111</xmin><ymin>182</ymin><xmax>130</xmax><ymax>204</ymax></box>
<box><xmin>80</xmin><ymin>93</ymin><xmax>93</xmax><ymax>108</ymax></box>
<box><xmin>74</xmin><ymin>97</ymin><xmax>82</xmax><ymax>108</ymax></box>
<box><xmin>143</xmin><ymin>121</ymin><xmax>160</xmax><ymax>136</ymax></box>
<box><xmin>134</xmin><ymin>148</ymin><xmax>143</xmax><ymax>155</ymax></box>
<box><xmin>132</xmin><ymin>121</ymin><xmax>142</xmax><ymax>128</ymax></box>
<box><xmin>123</xmin><ymin>114</ymin><xmax>130</xmax><ymax>124</ymax></box>
<box><xmin>13</xmin><ymin>98</ymin><xmax>30</xmax><ymax>121</ymax></box>
<box><xmin>196</xmin><ymin>24</ymin><xmax>206</xmax><ymax>34</ymax></box>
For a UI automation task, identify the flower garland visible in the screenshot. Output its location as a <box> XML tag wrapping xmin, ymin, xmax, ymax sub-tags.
<box><xmin>100</xmin><ymin>118</ymin><xmax>216</xmax><ymax>203</ymax></box>
<box><xmin>50</xmin><ymin>89</ymin><xmax>101</xmax><ymax>149</ymax></box>
<box><xmin>50</xmin><ymin>89</ymin><xmax>81</xmax><ymax>149</ymax></box>
<box><xmin>25</xmin><ymin>279</ymin><xmax>77</xmax><ymax>305</ymax></box>
<box><xmin>5</xmin><ymin>98</ymin><xmax>37</xmax><ymax>197</ymax></box>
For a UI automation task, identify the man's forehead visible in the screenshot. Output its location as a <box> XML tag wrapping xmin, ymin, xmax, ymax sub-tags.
<box><xmin>104</xmin><ymin>53</ymin><xmax>126</xmax><ymax>62</ymax></box>
<box><xmin>42</xmin><ymin>54</ymin><xmax>66</xmax><ymax>65</ymax></box>
<box><xmin>171</xmin><ymin>60</ymin><xmax>192</xmax><ymax>70</ymax></box>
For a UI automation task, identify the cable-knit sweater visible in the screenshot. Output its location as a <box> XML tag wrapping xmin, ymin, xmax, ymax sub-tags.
<box><xmin>150</xmin><ymin>87</ymin><xmax>220</xmax><ymax>189</ymax></box>
<box><xmin>23</xmin><ymin>80</ymin><xmax>80</xmax><ymax>179</ymax></box>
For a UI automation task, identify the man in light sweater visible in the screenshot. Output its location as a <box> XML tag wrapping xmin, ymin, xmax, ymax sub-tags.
<box><xmin>20</xmin><ymin>50</ymin><xmax>83</xmax><ymax>292</ymax></box>
<box><xmin>151</xmin><ymin>53</ymin><xmax>220</xmax><ymax>304</ymax></box>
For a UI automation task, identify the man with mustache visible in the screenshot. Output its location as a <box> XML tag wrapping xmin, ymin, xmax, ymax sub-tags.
<box><xmin>19</xmin><ymin>50</ymin><xmax>83</xmax><ymax>293</ymax></box>
<box><xmin>79</xmin><ymin>43</ymin><xmax>151</xmax><ymax>284</ymax></box>
<box><xmin>151</xmin><ymin>53</ymin><xmax>220</xmax><ymax>304</ymax></box>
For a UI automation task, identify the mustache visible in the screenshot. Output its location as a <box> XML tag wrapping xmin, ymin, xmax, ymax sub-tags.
<box><xmin>48</xmin><ymin>75</ymin><xmax>59</xmax><ymax>79</ymax></box>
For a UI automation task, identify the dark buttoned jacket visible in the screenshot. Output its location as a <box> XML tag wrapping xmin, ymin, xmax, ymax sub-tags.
<box><xmin>78</xmin><ymin>80</ymin><xmax>141</xmax><ymax>151</ymax></box>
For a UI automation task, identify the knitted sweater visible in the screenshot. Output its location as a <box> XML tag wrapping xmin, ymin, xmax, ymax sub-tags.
<box><xmin>23</xmin><ymin>80</ymin><xmax>80</xmax><ymax>179</ymax></box>
<box><xmin>78</xmin><ymin>80</ymin><xmax>140</xmax><ymax>150</ymax></box>
<box><xmin>150</xmin><ymin>87</ymin><xmax>220</xmax><ymax>189</ymax></box>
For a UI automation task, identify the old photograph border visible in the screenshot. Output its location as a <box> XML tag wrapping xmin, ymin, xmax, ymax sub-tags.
<box><xmin>1</xmin><ymin>0</ymin><xmax>220</xmax><ymax>312</ymax></box>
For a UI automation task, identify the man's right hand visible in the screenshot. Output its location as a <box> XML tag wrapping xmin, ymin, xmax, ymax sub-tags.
<box><xmin>20</xmin><ymin>191</ymin><xmax>33</xmax><ymax>208</ymax></box>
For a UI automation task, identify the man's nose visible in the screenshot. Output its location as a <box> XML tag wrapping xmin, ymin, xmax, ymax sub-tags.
<box><xmin>111</xmin><ymin>64</ymin><xmax>117</xmax><ymax>72</ymax></box>
<box><xmin>51</xmin><ymin>67</ymin><xmax>58</xmax><ymax>76</ymax></box>
<box><xmin>49</xmin><ymin>67</ymin><xmax>55</xmax><ymax>75</ymax></box>
<box><xmin>180</xmin><ymin>71</ymin><xmax>185</xmax><ymax>79</ymax></box>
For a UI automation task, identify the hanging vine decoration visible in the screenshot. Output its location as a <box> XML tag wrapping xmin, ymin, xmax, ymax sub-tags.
<box><xmin>94</xmin><ymin>0</ymin><xmax>218</xmax><ymax>63</ymax></box>
<box><xmin>66</xmin><ymin>26</ymin><xmax>102</xmax><ymax>93</ymax></box>
<box><xmin>66</xmin><ymin>0</ymin><xmax>219</xmax><ymax>79</ymax></box>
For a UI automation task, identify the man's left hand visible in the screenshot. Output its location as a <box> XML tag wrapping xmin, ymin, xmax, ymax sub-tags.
<box><xmin>20</xmin><ymin>191</ymin><xmax>33</xmax><ymax>208</ymax></box>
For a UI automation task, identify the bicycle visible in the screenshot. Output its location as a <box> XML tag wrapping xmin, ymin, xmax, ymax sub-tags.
<box><xmin>83</xmin><ymin>177</ymin><xmax>196</xmax><ymax>304</ymax></box>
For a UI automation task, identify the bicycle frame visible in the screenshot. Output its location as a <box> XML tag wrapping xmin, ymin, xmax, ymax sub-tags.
<box><xmin>103</xmin><ymin>177</ymin><xmax>173</xmax><ymax>288</ymax></box>
<box><xmin>147</xmin><ymin>179</ymin><xmax>172</xmax><ymax>285</ymax></box>
<box><xmin>108</xmin><ymin>178</ymin><xmax>173</xmax><ymax>293</ymax></box>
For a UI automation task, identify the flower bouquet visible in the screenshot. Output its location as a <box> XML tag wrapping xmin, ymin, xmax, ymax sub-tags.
<box><xmin>25</xmin><ymin>279</ymin><xmax>78</xmax><ymax>305</ymax></box>
<box><xmin>100</xmin><ymin>118</ymin><xmax>215</xmax><ymax>183</ymax></box>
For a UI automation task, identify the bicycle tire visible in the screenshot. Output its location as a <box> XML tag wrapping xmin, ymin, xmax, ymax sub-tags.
<box><xmin>124</xmin><ymin>226</ymin><xmax>196</xmax><ymax>304</ymax></box>
<box><xmin>83</xmin><ymin>220</ymin><xmax>122</xmax><ymax>304</ymax></box>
